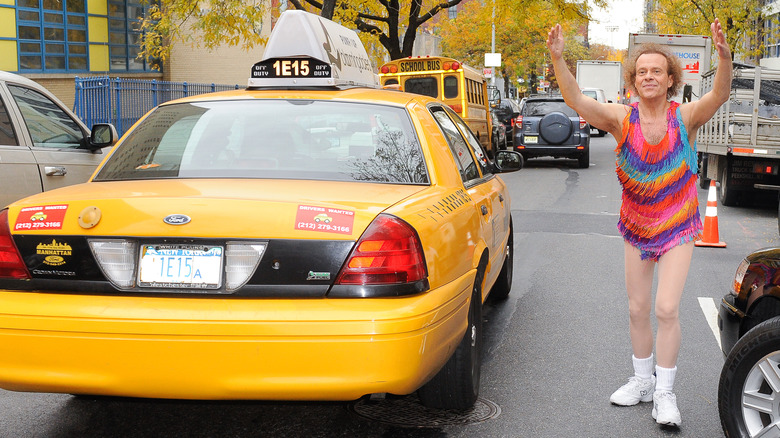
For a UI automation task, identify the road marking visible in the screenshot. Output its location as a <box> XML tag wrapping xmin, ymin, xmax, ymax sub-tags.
<box><xmin>698</xmin><ymin>297</ymin><xmax>721</xmax><ymax>351</ymax></box>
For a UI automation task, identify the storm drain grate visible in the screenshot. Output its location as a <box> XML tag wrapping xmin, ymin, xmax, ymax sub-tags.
<box><xmin>347</xmin><ymin>395</ymin><xmax>501</xmax><ymax>427</ymax></box>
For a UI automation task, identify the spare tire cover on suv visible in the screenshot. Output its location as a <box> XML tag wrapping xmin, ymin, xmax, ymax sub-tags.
<box><xmin>539</xmin><ymin>112</ymin><xmax>572</xmax><ymax>144</ymax></box>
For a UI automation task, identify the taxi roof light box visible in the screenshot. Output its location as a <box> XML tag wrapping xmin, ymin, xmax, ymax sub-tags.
<box><xmin>248</xmin><ymin>10</ymin><xmax>379</xmax><ymax>89</ymax></box>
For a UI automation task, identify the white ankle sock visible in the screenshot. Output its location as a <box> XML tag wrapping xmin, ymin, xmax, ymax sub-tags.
<box><xmin>655</xmin><ymin>365</ymin><xmax>677</xmax><ymax>392</ymax></box>
<box><xmin>633</xmin><ymin>354</ymin><xmax>654</xmax><ymax>380</ymax></box>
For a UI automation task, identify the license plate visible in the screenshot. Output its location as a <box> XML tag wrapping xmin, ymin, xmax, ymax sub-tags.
<box><xmin>139</xmin><ymin>244</ymin><xmax>223</xmax><ymax>289</ymax></box>
<box><xmin>524</xmin><ymin>136</ymin><xmax>538</xmax><ymax>144</ymax></box>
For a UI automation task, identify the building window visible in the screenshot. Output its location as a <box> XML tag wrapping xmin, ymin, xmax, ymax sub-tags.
<box><xmin>109</xmin><ymin>0</ymin><xmax>155</xmax><ymax>71</ymax></box>
<box><xmin>766</xmin><ymin>17</ymin><xmax>780</xmax><ymax>58</ymax></box>
<box><xmin>448</xmin><ymin>6</ymin><xmax>457</xmax><ymax>19</ymax></box>
<box><xmin>16</xmin><ymin>0</ymin><xmax>88</xmax><ymax>72</ymax></box>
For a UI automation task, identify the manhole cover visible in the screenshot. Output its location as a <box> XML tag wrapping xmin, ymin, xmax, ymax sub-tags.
<box><xmin>347</xmin><ymin>395</ymin><xmax>500</xmax><ymax>427</ymax></box>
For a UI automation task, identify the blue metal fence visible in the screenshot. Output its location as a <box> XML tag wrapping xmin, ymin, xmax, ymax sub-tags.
<box><xmin>73</xmin><ymin>77</ymin><xmax>241</xmax><ymax>137</ymax></box>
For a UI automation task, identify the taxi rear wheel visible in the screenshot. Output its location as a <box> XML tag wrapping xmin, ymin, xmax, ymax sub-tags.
<box><xmin>417</xmin><ymin>270</ymin><xmax>483</xmax><ymax>411</ymax></box>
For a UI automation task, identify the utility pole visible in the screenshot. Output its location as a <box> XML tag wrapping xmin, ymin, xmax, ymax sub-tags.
<box><xmin>491</xmin><ymin>0</ymin><xmax>496</xmax><ymax>87</ymax></box>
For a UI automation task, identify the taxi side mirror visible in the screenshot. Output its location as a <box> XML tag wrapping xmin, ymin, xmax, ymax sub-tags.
<box><xmin>494</xmin><ymin>150</ymin><xmax>523</xmax><ymax>173</ymax></box>
<box><xmin>89</xmin><ymin>124</ymin><xmax>118</xmax><ymax>148</ymax></box>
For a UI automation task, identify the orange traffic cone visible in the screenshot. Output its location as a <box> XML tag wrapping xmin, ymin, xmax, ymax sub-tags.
<box><xmin>695</xmin><ymin>180</ymin><xmax>727</xmax><ymax>248</ymax></box>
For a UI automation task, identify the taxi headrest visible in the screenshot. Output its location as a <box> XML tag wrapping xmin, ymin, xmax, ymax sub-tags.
<box><xmin>248</xmin><ymin>10</ymin><xmax>379</xmax><ymax>89</ymax></box>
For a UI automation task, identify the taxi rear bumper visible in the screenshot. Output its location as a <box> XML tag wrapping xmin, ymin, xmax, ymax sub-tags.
<box><xmin>0</xmin><ymin>273</ymin><xmax>473</xmax><ymax>400</ymax></box>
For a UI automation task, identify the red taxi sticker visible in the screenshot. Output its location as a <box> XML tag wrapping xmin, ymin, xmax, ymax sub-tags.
<box><xmin>295</xmin><ymin>205</ymin><xmax>355</xmax><ymax>235</ymax></box>
<box><xmin>14</xmin><ymin>205</ymin><xmax>68</xmax><ymax>231</ymax></box>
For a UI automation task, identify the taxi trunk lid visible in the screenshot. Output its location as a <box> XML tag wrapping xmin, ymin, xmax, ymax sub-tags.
<box><xmin>9</xmin><ymin>179</ymin><xmax>427</xmax><ymax>239</ymax></box>
<box><xmin>4</xmin><ymin>179</ymin><xmax>429</xmax><ymax>297</ymax></box>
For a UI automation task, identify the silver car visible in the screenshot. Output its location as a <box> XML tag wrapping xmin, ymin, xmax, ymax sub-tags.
<box><xmin>0</xmin><ymin>71</ymin><xmax>116</xmax><ymax>208</ymax></box>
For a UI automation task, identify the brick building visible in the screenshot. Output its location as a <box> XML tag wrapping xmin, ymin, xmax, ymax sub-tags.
<box><xmin>0</xmin><ymin>0</ymin><xmax>270</xmax><ymax>107</ymax></box>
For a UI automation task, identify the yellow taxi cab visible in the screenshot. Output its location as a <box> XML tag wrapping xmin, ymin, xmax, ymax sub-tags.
<box><xmin>0</xmin><ymin>10</ymin><xmax>522</xmax><ymax>411</ymax></box>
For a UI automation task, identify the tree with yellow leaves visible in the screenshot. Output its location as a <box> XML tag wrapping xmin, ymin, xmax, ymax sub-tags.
<box><xmin>291</xmin><ymin>0</ymin><xmax>465</xmax><ymax>60</ymax></box>
<box><xmin>649</xmin><ymin>0</ymin><xmax>775</xmax><ymax>61</ymax></box>
<box><xmin>140</xmin><ymin>0</ymin><xmax>466</xmax><ymax>67</ymax></box>
<box><xmin>437</xmin><ymin>0</ymin><xmax>597</xmax><ymax>95</ymax></box>
<box><xmin>140</xmin><ymin>0</ymin><xmax>269</xmax><ymax>68</ymax></box>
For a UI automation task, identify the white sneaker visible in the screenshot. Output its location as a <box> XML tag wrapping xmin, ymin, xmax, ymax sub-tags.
<box><xmin>652</xmin><ymin>391</ymin><xmax>682</xmax><ymax>427</ymax></box>
<box><xmin>610</xmin><ymin>376</ymin><xmax>655</xmax><ymax>406</ymax></box>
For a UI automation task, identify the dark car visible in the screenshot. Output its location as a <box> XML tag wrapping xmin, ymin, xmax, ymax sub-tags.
<box><xmin>513</xmin><ymin>96</ymin><xmax>590</xmax><ymax>168</ymax></box>
<box><xmin>491</xmin><ymin>98</ymin><xmax>521</xmax><ymax>146</ymax></box>
<box><xmin>718</xmin><ymin>247</ymin><xmax>780</xmax><ymax>437</ymax></box>
<box><xmin>491</xmin><ymin>109</ymin><xmax>507</xmax><ymax>151</ymax></box>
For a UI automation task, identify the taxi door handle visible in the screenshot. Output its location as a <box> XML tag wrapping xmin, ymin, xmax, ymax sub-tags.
<box><xmin>45</xmin><ymin>166</ymin><xmax>67</xmax><ymax>176</ymax></box>
<box><xmin>499</xmin><ymin>194</ymin><xmax>504</xmax><ymax>203</ymax></box>
<box><xmin>480</xmin><ymin>205</ymin><xmax>488</xmax><ymax>215</ymax></box>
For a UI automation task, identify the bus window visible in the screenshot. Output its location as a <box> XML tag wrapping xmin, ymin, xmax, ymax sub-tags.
<box><xmin>385</xmin><ymin>78</ymin><xmax>399</xmax><ymax>86</ymax></box>
<box><xmin>405</xmin><ymin>77</ymin><xmax>437</xmax><ymax>98</ymax></box>
<box><xmin>444</xmin><ymin>76</ymin><xmax>458</xmax><ymax>99</ymax></box>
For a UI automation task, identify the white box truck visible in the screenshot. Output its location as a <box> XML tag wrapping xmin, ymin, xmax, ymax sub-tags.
<box><xmin>627</xmin><ymin>33</ymin><xmax>712</xmax><ymax>103</ymax></box>
<box><xmin>576</xmin><ymin>60</ymin><xmax>623</xmax><ymax>136</ymax></box>
<box><xmin>698</xmin><ymin>64</ymin><xmax>780</xmax><ymax>215</ymax></box>
<box><xmin>575</xmin><ymin>60</ymin><xmax>623</xmax><ymax>104</ymax></box>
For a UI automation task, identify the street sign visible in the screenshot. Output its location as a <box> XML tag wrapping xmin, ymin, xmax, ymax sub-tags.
<box><xmin>485</xmin><ymin>53</ymin><xmax>501</xmax><ymax>67</ymax></box>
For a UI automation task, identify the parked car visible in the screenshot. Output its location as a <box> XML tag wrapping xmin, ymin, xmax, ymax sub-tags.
<box><xmin>718</xmin><ymin>247</ymin><xmax>780</xmax><ymax>437</ymax></box>
<box><xmin>513</xmin><ymin>95</ymin><xmax>590</xmax><ymax>168</ymax></box>
<box><xmin>581</xmin><ymin>88</ymin><xmax>608</xmax><ymax>137</ymax></box>
<box><xmin>490</xmin><ymin>109</ymin><xmax>507</xmax><ymax>151</ymax></box>
<box><xmin>0</xmin><ymin>71</ymin><xmax>117</xmax><ymax>209</ymax></box>
<box><xmin>0</xmin><ymin>10</ymin><xmax>524</xmax><ymax>412</ymax></box>
<box><xmin>491</xmin><ymin>98</ymin><xmax>521</xmax><ymax>146</ymax></box>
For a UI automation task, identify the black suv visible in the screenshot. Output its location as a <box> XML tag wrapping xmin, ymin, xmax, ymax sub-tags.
<box><xmin>513</xmin><ymin>96</ymin><xmax>590</xmax><ymax>168</ymax></box>
<box><xmin>718</xmin><ymin>247</ymin><xmax>780</xmax><ymax>436</ymax></box>
<box><xmin>491</xmin><ymin>98</ymin><xmax>521</xmax><ymax>147</ymax></box>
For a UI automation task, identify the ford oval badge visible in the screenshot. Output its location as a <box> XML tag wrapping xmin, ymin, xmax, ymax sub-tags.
<box><xmin>163</xmin><ymin>214</ymin><xmax>191</xmax><ymax>225</ymax></box>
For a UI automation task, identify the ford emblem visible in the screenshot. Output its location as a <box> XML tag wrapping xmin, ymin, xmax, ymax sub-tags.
<box><xmin>163</xmin><ymin>214</ymin><xmax>191</xmax><ymax>225</ymax></box>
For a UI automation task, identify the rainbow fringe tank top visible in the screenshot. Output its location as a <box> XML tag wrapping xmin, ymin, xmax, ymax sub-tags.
<box><xmin>616</xmin><ymin>102</ymin><xmax>702</xmax><ymax>261</ymax></box>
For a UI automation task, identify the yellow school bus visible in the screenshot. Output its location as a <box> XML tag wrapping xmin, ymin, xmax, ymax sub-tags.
<box><xmin>379</xmin><ymin>56</ymin><xmax>493</xmax><ymax>154</ymax></box>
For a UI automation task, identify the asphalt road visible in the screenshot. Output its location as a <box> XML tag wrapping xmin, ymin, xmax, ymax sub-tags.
<box><xmin>1</xmin><ymin>134</ymin><xmax>776</xmax><ymax>438</ymax></box>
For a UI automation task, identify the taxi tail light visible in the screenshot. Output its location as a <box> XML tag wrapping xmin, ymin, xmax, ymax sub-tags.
<box><xmin>579</xmin><ymin>116</ymin><xmax>587</xmax><ymax>130</ymax></box>
<box><xmin>88</xmin><ymin>239</ymin><xmax>138</xmax><ymax>288</ymax></box>
<box><xmin>0</xmin><ymin>210</ymin><xmax>31</xmax><ymax>280</ymax></box>
<box><xmin>335</xmin><ymin>214</ymin><xmax>427</xmax><ymax>285</ymax></box>
<box><xmin>225</xmin><ymin>241</ymin><xmax>267</xmax><ymax>291</ymax></box>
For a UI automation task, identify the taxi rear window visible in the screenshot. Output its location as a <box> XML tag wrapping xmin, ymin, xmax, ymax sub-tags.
<box><xmin>94</xmin><ymin>100</ymin><xmax>429</xmax><ymax>185</ymax></box>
